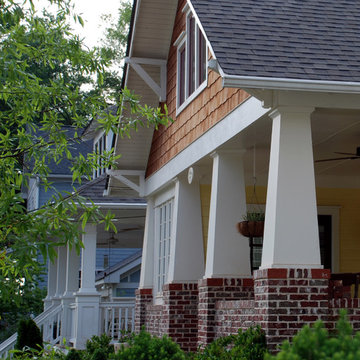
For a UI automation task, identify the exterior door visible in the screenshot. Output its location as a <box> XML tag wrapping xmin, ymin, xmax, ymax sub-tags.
<box><xmin>251</xmin><ymin>214</ymin><xmax>333</xmax><ymax>271</ymax></box>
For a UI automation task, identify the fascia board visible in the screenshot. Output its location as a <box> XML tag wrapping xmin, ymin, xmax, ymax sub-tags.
<box><xmin>144</xmin><ymin>96</ymin><xmax>269</xmax><ymax>196</ymax></box>
<box><xmin>223</xmin><ymin>75</ymin><xmax>360</xmax><ymax>94</ymax></box>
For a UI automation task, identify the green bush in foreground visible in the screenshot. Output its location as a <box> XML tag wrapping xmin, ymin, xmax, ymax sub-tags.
<box><xmin>114</xmin><ymin>329</ymin><xmax>186</xmax><ymax>360</ymax></box>
<box><xmin>85</xmin><ymin>334</ymin><xmax>114</xmax><ymax>360</ymax></box>
<box><xmin>15</xmin><ymin>318</ymin><xmax>43</xmax><ymax>353</ymax></box>
<box><xmin>191</xmin><ymin>326</ymin><xmax>267</xmax><ymax>360</ymax></box>
<box><xmin>266</xmin><ymin>310</ymin><xmax>360</xmax><ymax>360</ymax></box>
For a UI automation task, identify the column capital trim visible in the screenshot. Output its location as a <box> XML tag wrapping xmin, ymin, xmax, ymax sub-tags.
<box><xmin>210</xmin><ymin>149</ymin><xmax>246</xmax><ymax>159</ymax></box>
<box><xmin>269</xmin><ymin>106</ymin><xmax>315</xmax><ymax>120</ymax></box>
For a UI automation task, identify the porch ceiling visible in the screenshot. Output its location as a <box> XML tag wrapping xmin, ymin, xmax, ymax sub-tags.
<box><xmin>95</xmin><ymin>208</ymin><xmax>145</xmax><ymax>249</ymax></box>
<box><xmin>196</xmin><ymin>108</ymin><xmax>360</xmax><ymax>189</ymax></box>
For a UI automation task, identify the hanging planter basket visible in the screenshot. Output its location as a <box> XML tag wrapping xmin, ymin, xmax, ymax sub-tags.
<box><xmin>237</xmin><ymin>220</ymin><xmax>264</xmax><ymax>238</ymax></box>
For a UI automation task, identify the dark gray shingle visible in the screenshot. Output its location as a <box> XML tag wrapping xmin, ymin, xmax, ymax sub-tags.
<box><xmin>191</xmin><ymin>0</ymin><xmax>360</xmax><ymax>82</ymax></box>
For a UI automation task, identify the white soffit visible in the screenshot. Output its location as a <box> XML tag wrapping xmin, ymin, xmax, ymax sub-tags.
<box><xmin>130</xmin><ymin>0</ymin><xmax>178</xmax><ymax>59</ymax></box>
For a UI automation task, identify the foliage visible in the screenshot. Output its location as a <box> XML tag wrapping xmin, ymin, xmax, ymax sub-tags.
<box><xmin>242</xmin><ymin>212</ymin><xmax>265</xmax><ymax>222</ymax></box>
<box><xmin>266</xmin><ymin>310</ymin><xmax>360</xmax><ymax>360</ymax></box>
<box><xmin>11</xmin><ymin>343</ymin><xmax>66</xmax><ymax>360</ymax></box>
<box><xmin>97</xmin><ymin>0</ymin><xmax>132</xmax><ymax>98</ymax></box>
<box><xmin>100</xmin><ymin>0</ymin><xmax>132</xmax><ymax>63</ymax></box>
<box><xmin>90</xmin><ymin>348</ymin><xmax>108</xmax><ymax>360</ymax></box>
<box><xmin>118</xmin><ymin>329</ymin><xmax>134</xmax><ymax>343</ymax></box>
<box><xmin>114</xmin><ymin>329</ymin><xmax>186</xmax><ymax>360</ymax></box>
<box><xmin>15</xmin><ymin>318</ymin><xmax>43</xmax><ymax>352</ymax></box>
<box><xmin>85</xmin><ymin>334</ymin><xmax>114</xmax><ymax>359</ymax></box>
<box><xmin>65</xmin><ymin>349</ymin><xmax>82</xmax><ymax>360</ymax></box>
<box><xmin>0</xmin><ymin>281</ymin><xmax>46</xmax><ymax>342</ymax></box>
<box><xmin>0</xmin><ymin>0</ymin><xmax>169</xmax><ymax>304</ymax></box>
<box><xmin>192</xmin><ymin>326</ymin><xmax>267</xmax><ymax>360</ymax></box>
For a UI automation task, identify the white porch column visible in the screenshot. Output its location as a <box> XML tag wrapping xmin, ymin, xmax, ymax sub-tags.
<box><xmin>167</xmin><ymin>175</ymin><xmax>204</xmax><ymax>282</ymax></box>
<box><xmin>61</xmin><ymin>244</ymin><xmax>80</xmax><ymax>343</ymax></box>
<box><xmin>44</xmin><ymin>258</ymin><xmax>57</xmax><ymax>310</ymax></box>
<box><xmin>205</xmin><ymin>151</ymin><xmax>251</xmax><ymax>278</ymax></box>
<box><xmin>139</xmin><ymin>198</ymin><xmax>155</xmax><ymax>289</ymax></box>
<box><xmin>73</xmin><ymin>224</ymin><xmax>100</xmax><ymax>349</ymax></box>
<box><xmin>261</xmin><ymin>106</ymin><xmax>321</xmax><ymax>269</ymax></box>
<box><xmin>55</xmin><ymin>246</ymin><xmax>67</xmax><ymax>299</ymax></box>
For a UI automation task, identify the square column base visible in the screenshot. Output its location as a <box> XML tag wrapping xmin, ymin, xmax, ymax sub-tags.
<box><xmin>254</xmin><ymin>268</ymin><xmax>330</xmax><ymax>352</ymax></box>
<box><xmin>72</xmin><ymin>293</ymin><xmax>101</xmax><ymax>349</ymax></box>
<box><xmin>198</xmin><ymin>277</ymin><xmax>254</xmax><ymax>348</ymax></box>
<box><xmin>134</xmin><ymin>283</ymin><xmax>199</xmax><ymax>352</ymax></box>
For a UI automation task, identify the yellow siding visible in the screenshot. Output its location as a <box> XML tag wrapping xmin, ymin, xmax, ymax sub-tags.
<box><xmin>317</xmin><ymin>188</ymin><xmax>360</xmax><ymax>273</ymax></box>
<box><xmin>199</xmin><ymin>185</ymin><xmax>360</xmax><ymax>272</ymax></box>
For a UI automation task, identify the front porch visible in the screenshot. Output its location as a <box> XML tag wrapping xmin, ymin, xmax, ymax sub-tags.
<box><xmin>136</xmin><ymin>92</ymin><xmax>360</xmax><ymax>351</ymax></box>
<box><xmin>0</xmin><ymin>201</ymin><xmax>145</xmax><ymax>357</ymax></box>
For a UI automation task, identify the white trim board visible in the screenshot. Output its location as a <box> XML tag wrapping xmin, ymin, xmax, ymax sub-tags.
<box><xmin>145</xmin><ymin>96</ymin><xmax>269</xmax><ymax>196</ymax></box>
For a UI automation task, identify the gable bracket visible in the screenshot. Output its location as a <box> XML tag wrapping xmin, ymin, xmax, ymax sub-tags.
<box><xmin>107</xmin><ymin>169</ymin><xmax>145</xmax><ymax>197</ymax></box>
<box><xmin>125</xmin><ymin>57</ymin><xmax>167</xmax><ymax>102</ymax></box>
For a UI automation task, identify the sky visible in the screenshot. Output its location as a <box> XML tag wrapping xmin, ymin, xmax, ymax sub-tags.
<box><xmin>71</xmin><ymin>0</ymin><xmax>122</xmax><ymax>48</ymax></box>
<box><xmin>34</xmin><ymin>0</ymin><xmax>123</xmax><ymax>48</ymax></box>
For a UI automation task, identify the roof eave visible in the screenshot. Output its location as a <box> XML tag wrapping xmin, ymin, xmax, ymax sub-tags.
<box><xmin>223</xmin><ymin>75</ymin><xmax>360</xmax><ymax>94</ymax></box>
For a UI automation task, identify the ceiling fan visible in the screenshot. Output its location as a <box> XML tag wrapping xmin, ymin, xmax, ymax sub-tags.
<box><xmin>98</xmin><ymin>226</ymin><xmax>142</xmax><ymax>245</ymax></box>
<box><xmin>315</xmin><ymin>146</ymin><xmax>360</xmax><ymax>163</ymax></box>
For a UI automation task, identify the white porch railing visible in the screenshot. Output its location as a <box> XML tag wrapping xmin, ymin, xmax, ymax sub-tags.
<box><xmin>99</xmin><ymin>302</ymin><xmax>135</xmax><ymax>341</ymax></box>
<box><xmin>0</xmin><ymin>304</ymin><xmax>63</xmax><ymax>359</ymax></box>
<box><xmin>40</xmin><ymin>304</ymin><xmax>62</xmax><ymax>345</ymax></box>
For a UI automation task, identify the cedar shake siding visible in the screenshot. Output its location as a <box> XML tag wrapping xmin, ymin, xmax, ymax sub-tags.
<box><xmin>145</xmin><ymin>0</ymin><xmax>250</xmax><ymax>178</ymax></box>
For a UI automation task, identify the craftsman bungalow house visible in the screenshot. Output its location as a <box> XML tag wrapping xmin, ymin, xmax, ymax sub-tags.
<box><xmin>107</xmin><ymin>0</ymin><xmax>360</xmax><ymax>352</ymax></box>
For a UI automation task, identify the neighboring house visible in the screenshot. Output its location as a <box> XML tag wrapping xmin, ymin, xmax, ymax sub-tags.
<box><xmin>106</xmin><ymin>0</ymin><xmax>360</xmax><ymax>352</ymax></box>
<box><xmin>0</xmin><ymin>126</ymin><xmax>146</xmax><ymax>356</ymax></box>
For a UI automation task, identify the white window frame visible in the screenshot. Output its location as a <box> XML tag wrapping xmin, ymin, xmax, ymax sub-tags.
<box><xmin>154</xmin><ymin>198</ymin><xmax>174</xmax><ymax>297</ymax></box>
<box><xmin>93</xmin><ymin>133</ymin><xmax>107</xmax><ymax>179</ymax></box>
<box><xmin>176</xmin><ymin>10</ymin><xmax>208</xmax><ymax>115</ymax></box>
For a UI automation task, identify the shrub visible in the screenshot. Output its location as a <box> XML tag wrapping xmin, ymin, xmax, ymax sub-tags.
<box><xmin>85</xmin><ymin>334</ymin><xmax>114</xmax><ymax>358</ymax></box>
<box><xmin>15</xmin><ymin>318</ymin><xmax>43</xmax><ymax>352</ymax></box>
<box><xmin>192</xmin><ymin>326</ymin><xmax>267</xmax><ymax>360</ymax></box>
<box><xmin>114</xmin><ymin>329</ymin><xmax>186</xmax><ymax>360</ymax></box>
<box><xmin>65</xmin><ymin>349</ymin><xmax>82</xmax><ymax>360</ymax></box>
<box><xmin>266</xmin><ymin>310</ymin><xmax>360</xmax><ymax>359</ymax></box>
<box><xmin>91</xmin><ymin>348</ymin><xmax>108</xmax><ymax>360</ymax></box>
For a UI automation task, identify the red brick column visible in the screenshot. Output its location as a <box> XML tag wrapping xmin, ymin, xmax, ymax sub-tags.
<box><xmin>162</xmin><ymin>283</ymin><xmax>199</xmax><ymax>352</ymax></box>
<box><xmin>254</xmin><ymin>268</ymin><xmax>330</xmax><ymax>351</ymax></box>
<box><xmin>135</xmin><ymin>288</ymin><xmax>153</xmax><ymax>333</ymax></box>
<box><xmin>198</xmin><ymin>278</ymin><xmax>254</xmax><ymax>348</ymax></box>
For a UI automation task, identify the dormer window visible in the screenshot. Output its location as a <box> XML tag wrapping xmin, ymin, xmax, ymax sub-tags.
<box><xmin>176</xmin><ymin>12</ymin><xmax>207</xmax><ymax>113</ymax></box>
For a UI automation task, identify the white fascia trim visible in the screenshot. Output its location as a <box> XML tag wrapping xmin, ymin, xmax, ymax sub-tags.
<box><xmin>145</xmin><ymin>96</ymin><xmax>269</xmax><ymax>196</ymax></box>
<box><xmin>223</xmin><ymin>75</ymin><xmax>360</xmax><ymax>94</ymax></box>
<box><xmin>84</xmin><ymin>202</ymin><xmax>146</xmax><ymax>209</ymax></box>
<box><xmin>128</xmin><ymin>0</ymin><xmax>141</xmax><ymax>59</ymax></box>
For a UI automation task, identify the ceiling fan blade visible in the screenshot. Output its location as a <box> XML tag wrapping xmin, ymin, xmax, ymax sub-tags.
<box><xmin>334</xmin><ymin>152</ymin><xmax>357</xmax><ymax>156</ymax></box>
<box><xmin>315</xmin><ymin>156</ymin><xmax>360</xmax><ymax>163</ymax></box>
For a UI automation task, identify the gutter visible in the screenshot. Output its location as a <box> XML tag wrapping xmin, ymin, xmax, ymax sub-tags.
<box><xmin>222</xmin><ymin>74</ymin><xmax>360</xmax><ymax>94</ymax></box>
<box><xmin>83</xmin><ymin>202</ymin><xmax>146</xmax><ymax>209</ymax></box>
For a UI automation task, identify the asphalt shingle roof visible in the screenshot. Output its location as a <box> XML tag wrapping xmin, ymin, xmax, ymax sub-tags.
<box><xmin>191</xmin><ymin>0</ymin><xmax>360</xmax><ymax>82</ymax></box>
<box><xmin>77</xmin><ymin>175</ymin><xmax>146</xmax><ymax>205</ymax></box>
<box><xmin>96</xmin><ymin>249</ymin><xmax>142</xmax><ymax>281</ymax></box>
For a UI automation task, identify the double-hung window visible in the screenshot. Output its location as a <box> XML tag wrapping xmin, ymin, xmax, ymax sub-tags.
<box><xmin>156</xmin><ymin>199</ymin><xmax>173</xmax><ymax>294</ymax></box>
<box><xmin>177</xmin><ymin>12</ymin><xmax>207</xmax><ymax>112</ymax></box>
